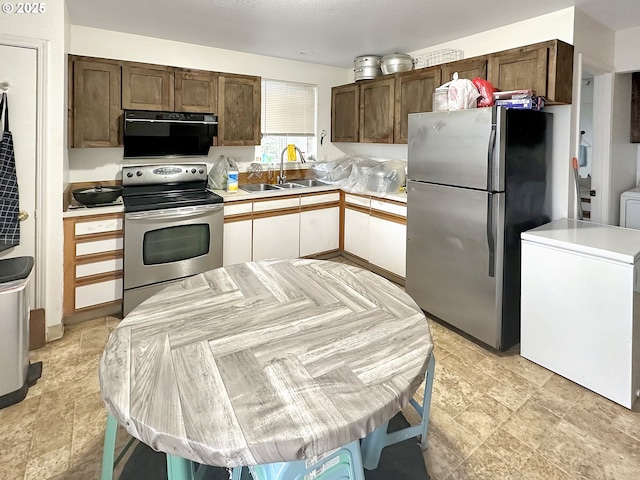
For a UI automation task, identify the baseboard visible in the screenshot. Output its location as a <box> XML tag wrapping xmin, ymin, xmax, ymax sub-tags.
<box><xmin>46</xmin><ymin>323</ymin><xmax>64</xmax><ymax>343</ymax></box>
<box><xmin>63</xmin><ymin>303</ymin><xmax>123</xmax><ymax>326</ymax></box>
<box><xmin>340</xmin><ymin>252</ymin><xmax>405</xmax><ymax>287</ymax></box>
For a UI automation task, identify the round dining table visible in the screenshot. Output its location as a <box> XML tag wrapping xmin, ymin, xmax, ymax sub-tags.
<box><xmin>99</xmin><ymin>258</ymin><xmax>433</xmax><ymax>473</ymax></box>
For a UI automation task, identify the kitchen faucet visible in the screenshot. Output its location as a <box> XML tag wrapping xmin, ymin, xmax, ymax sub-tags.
<box><xmin>278</xmin><ymin>146</ymin><xmax>306</xmax><ymax>184</ymax></box>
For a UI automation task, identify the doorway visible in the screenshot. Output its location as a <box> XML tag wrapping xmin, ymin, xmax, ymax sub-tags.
<box><xmin>0</xmin><ymin>41</ymin><xmax>41</xmax><ymax>309</ymax></box>
<box><xmin>575</xmin><ymin>54</ymin><xmax>614</xmax><ymax>225</ymax></box>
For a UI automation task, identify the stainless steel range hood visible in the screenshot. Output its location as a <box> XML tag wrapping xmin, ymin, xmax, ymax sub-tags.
<box><xmin>123</xmin><ymin>110</ymin><xmax>218</xmax><ymax>158</ymax></box>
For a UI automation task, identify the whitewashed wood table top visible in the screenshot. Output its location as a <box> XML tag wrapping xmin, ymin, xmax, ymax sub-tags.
<box><xmin>99</xmin><ymin>259</ymin><xmax>433</xmax><ymax>468</ymax></box>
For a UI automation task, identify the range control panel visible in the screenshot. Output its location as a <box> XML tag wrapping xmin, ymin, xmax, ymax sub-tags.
<box><xmin>122</xmin><ymin>164</ymin><xmax>208</xmax><ymax>186</ymax></box>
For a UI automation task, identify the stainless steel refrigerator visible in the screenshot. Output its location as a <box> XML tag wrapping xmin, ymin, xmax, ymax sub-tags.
<box><xmin>406</xmin><ymin>107</ymin><xmax>552</xmax><ymax>350</ymax></box>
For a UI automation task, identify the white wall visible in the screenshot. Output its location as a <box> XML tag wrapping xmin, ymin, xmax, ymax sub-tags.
<box><xmin>573</xmin><ymin>10</ymin><xmax>616</xmax><ymax>71</ymax></box>
<box><xmin>410</xmin><ymin>8</ymin><xmax>574</xmax><ymax>60</ymax></box>
<box><xmin>609</xmin><ymin>73</ymin><xmax>638</xmax><ymax>224</ymax></box>
<box><xmin>2</xmin><ymin>2</ymin><xmax>66</xmax><ymax>335</ymax></box>
<box><xmin>68</xmin><ymin>26</ymin><xmax>351</xmax><ymax>182</ymax></box>
<box><xmin>615</xmin><ymin>26</ymin><xmax>640</xmax><ymax>73</ymax></box>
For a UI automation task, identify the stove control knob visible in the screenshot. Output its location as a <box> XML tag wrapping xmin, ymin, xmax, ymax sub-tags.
<box><xmin>126</xmin><ymin>172</ymin><xmax>133</xmax><ymax>178</ymax></box>
<box><xmin>199</xmin><ymin>168</ymin><xmax>205</xmax><ymax>174</ymax></box>
<box><xmin>191</xmin><ymin>168</ymin><xmax>197</xmax><ymax>174</ymax></box>
<box><xmin>136</xmin><ymin>171</ymin><xmax>143</xmax><ymax>177</ymax></box>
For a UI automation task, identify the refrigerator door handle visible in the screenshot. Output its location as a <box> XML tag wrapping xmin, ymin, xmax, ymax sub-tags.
<box><xmin>486</xmin><ymin>193</ymin><xmax>496</xmax><ymax>278</ymax></box>
<box><xmin>486</xmin><ymin>125</ymin><xmax>497</xmax><ymax>191</ymax></box>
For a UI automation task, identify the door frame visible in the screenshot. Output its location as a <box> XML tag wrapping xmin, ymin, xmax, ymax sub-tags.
<box><xmin>0</xmin><ymin>34</ymin><xmax>48</xmax><ymax>308</ymax></box>
<box><xmin>574</xmin><ymin>52</ymin><xmax>614</xmax><ymax>224</ymax></box>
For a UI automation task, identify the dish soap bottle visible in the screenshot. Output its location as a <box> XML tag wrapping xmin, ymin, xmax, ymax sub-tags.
<box><xmin>226</xmin><ymin>158</ymin><xmax>238</xmax><ymax>193</ymax></box>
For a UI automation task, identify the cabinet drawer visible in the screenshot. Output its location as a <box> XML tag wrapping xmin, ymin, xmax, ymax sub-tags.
<box><xmin>76</xmin><ymin>237</ymin><xmax>124</xmax><ymax>256</ymax></box>
<box><xmin>344</xmin><ymin>194</ymin><xmax>370</xmax><ymax>208</ymax></box>
<box><xmin>301</xmin><ymin>192</ymin><xmax>340</xmax><ymax>206</ymax></box>
<box><xmin>75</xmin><ymin>217</ymin><xmax>123</xmax><ymax>236</ymax></box>
<box><xmin>371</xmin><ymin>199</ymin><xmax>406</xmax><ymax>217</ymax></box>
<box><xmin>224</xmin><ymin>201</ymin><xmax>253</xmax><ymax>216</ymax></box>
<box><xmin>76</xmin><ymin>258</ymin><xmax>124</xmax><ymax>278</ymax></box>
<box><xmin>75</xmin><ymin>277</ymin><xmax>123</xmax><ymax>310</ymax></box>
<box><xmin>253</xmin><ymin>196</ymin><xmax>300</xmax><ymax>212</ymax></box>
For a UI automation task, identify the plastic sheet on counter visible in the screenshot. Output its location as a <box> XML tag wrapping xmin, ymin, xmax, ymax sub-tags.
<box><xmin>312</xmin><ymin>155</ymin><xmax>406</xmax><ymax>195</ymax></box>
<box><xmin>208</xmin><ymin>155</ymin><xmax>239</xmax><ymax>189</ymax></box>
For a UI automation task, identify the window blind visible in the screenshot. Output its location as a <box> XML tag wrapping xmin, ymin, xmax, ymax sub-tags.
<box><xmin>261</xmin><ymin>79</ymin><xmax>316</xmax><ymax>136</ymax></box>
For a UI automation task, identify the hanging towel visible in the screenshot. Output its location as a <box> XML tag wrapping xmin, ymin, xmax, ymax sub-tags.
<box><xmin>0</xmin><ymin>92</ymin><xmax>20</xmax><ymax>251</ymax></box>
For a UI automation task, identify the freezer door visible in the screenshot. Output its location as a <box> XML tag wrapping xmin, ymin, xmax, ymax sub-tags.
<box><xmin>408</xmin><ymin>108</ymin><xmax>501</xmax><ymax>190</ymax></box>
<box><xmin>406</xmin><ymin>181</ymin><xmax>505</xmax><ymax>349</ymax></box>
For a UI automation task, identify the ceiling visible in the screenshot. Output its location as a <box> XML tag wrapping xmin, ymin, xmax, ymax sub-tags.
<box><xmin>65</xmin><ymin>0</ymin><xmax>640</xmax><ymax>68</ymax></box>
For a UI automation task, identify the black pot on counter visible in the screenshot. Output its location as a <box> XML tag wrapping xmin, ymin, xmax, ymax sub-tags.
<box><xmin>72</xmin><ymin>184</ymin><xmax>123</xmax><ymax>205</ymax></box>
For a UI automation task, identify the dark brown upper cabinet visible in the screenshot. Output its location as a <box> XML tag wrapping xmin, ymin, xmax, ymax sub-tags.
<box><xmin>394</xmin><ymin>67</ymin><xmax>441</xmax><ymax>144</ymax></box>
<box><xmin>441</xmin><ymin>57</ymin><xmax>488</xmax><ymax>83</ymax></box>
<box><xmin>488</xmin><ymin>39</ymin><xmax>573</xmax><ymax>104</ymax></box>
<box><xmin>217</xmin><ymin>73</ymin><xmax>261</xmax><ymax>146</ymax></box>
<box><xmin>175</xmin><ymin>69</ymin><xmax>218</xmax><ymax>113</ymax></box>
<box><xmin>72</xmin><ymin>58</ymin><xmax>122</xmax><ymax>148</ymax></box>
<box><xmin>69</xmin><ymin>55</ymin><xmax>262</xmax><ymax>148</ymax></box>
<box><xmin>331</xmin><ymin>83</ymin><xmax>360</xmax><ymax>142</ymax></box>
<box><xmin>360</xmin><ymin>76</ymin><xmax>395</xmax><ymax>144</ymax></box>
<box><xmin>122</xmin><ymin>63</ymin><xmax>175</xmax><ymax>111</ymax></box>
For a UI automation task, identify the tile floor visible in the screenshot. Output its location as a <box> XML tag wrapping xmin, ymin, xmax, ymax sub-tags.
<box><xmin>2</xmin><ymin>270</ymin><xmax>640</xmax><ymax>479</ymax></box>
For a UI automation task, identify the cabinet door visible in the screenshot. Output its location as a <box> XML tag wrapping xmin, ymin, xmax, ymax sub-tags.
<box><xmin>360</xmin><ymin>76</ymin><xmax>395</xmax><ymax>143</ymax></box>
<box><xmin>441</xmin><ymin>57</ymin><xmax>488</xmax><ymax>82</ymax></box>
<box><xmin>175</xmin><ymin>69</ymin><xmax>218</xmax><ymax>113</ymax></box>
<box><xmin>394</xmin><ymin>67</ymin><xmax>441</xmax><ymax>144</ymax></box>
<box><xmin>343</xmin><ymin>207</ymin><xmax>370</xmax><ymax>260</ymax></box>
<box><xmin>253</xmin><ymin>213</ymin><xmax>300</xmax><ymax>261</ymax></box>
<box><xmin>122</xmin><ymin>64</ymin><xmax>175</xmax><ymax>111</ymax></box>
<box><xmin>300</xmin><ymin>207</ymin><xmax>340</xmax><ymax>257</ymax></box>
<box><xmin>224</xmin><ymin>219</ymin><xmax>252</xmax><ymax>265</ymax></box>
<box><xmin>217</xmin><ymin>73</ymin><xmax>261</xmax><ymax>146</ymax></box>
<box><xmin>331</xmin><ymin>84</ymin><xmax>359</xmax><ymax>142</ymax></box>
<box><xmin>488</xmin><ymin>46</ymin><xmax>548</xmax><ymax>98</ymax></box>
<box><xmin>72</xmin><ymin>58</ymin><xmax>122</xmax><ymax>148</ymax></box>
<box><xmin>369</xmin><ymin>215</ymin><xmax>406</xmax><ymax>277</ymax></box>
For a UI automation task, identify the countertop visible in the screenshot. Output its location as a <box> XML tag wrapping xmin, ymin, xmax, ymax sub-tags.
<box><xmin>521</xmin><ymin>218</ymin><xmax>640</xmax><ymax>264</ymax></box>
<box><xmin>99</xmin><ymin>259</ymin><xmax>432</xmax><ymax>467</ymax></box>
<box><xmin>63</xmin><ymin>186</ymin><xmax>407</xmax><ymax>217</ymax></box>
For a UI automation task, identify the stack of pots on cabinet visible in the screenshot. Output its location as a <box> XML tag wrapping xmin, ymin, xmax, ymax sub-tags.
<box><xmin>353</xmin><ymin>53</ymin><xmax>414</xmax><ymax>81</ymax></box>
<box><xmin>354</xmin><ymin>55</ymin><xmax>382</xmax><ymax>81</ymax></box>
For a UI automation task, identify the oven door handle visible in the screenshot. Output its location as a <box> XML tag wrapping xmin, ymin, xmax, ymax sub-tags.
<box><xmin>125</xmin><ymin>204</ymin><xmax>223</xmax><ymax>221</ymax></box>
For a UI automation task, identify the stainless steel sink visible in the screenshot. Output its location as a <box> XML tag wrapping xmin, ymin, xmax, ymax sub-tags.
<box><xmin>239</xmin><ymin>183</ymin><xmax>281</xmax><ymax>192</ymax></box>
<box><xmin>275</xmin><ymin>183</ymin><xmax>304</xmax><ymax>189</ymax></box>
<box><xmin>289</xmin><ymin>179</ymin><xmax>327</xmax><ymax>187</ymax></box>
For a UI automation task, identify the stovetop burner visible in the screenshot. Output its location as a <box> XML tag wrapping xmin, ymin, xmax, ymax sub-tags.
<box><xmin>123</xmin><ymin>190</ymin><xmax>223</xmax><ymax>213</ymax></box>
<box><xmin>122</xmin><ymin>163</ymin><xmax>223</xmax><ymax>213</ymax></box>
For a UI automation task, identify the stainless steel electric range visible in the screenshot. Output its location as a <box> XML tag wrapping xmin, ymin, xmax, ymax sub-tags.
<box><xmin>121</xmin><ymin>163</ymin><xmax>224</xmax><ymax>316</ymax></box>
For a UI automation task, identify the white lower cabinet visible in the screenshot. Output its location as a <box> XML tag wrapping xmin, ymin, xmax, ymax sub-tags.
<box><xmin>253</xmin><ymin>213</ymin><xmax>300</xmax><ymax>261</ymax></box>
<box><xmin>344</xmin><ymin>207</ymin><xmax>370</xmax><ymax>261</ymax></box>
<box><xmin>369</xmin><ymin>215</ymin><xmax>406</xmax><ymax>277</ymax></box>
<box><xmin>300</xmin><ymin>207</ymin><xmax>340</xmax><ymax>257</ymax></box>
<box><xmin>75</xmin><ymin>278</ymin><xmax>123</xmax><ymax>310</ymax></box>
<box><xmin>223</xmin><ymin>219</ymin><xmax>252</xmax><ymax>266</ymax></box>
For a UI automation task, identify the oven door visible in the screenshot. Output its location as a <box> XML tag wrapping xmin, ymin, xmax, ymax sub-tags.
<box><xmin>124</xmin><ymin>203</ymin><xmax>223</xmax><ymax>290</ymax></box>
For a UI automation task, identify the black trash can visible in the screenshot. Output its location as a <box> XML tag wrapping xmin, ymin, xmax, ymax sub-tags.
<box><xmin>0</xmin><ymin>256</ymin><xmax>42</xmax><ymax>409</ymax></box>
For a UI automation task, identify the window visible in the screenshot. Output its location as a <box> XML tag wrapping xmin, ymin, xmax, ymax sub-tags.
<box><xmin>260</xmin><ymin>79</ymin><xmax>317</xmax><ymax>163</ymax></box>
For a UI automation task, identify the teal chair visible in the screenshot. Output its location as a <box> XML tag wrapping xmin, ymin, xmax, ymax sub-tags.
<box><xmin>102</xmin><ymin>412</ymin><xmax>365</xmax><ymax>480</ymax></box>
<box><xmin>231</xmin><ymin>439</ymin><xmax>365</xmax><ymax>480</ymax></box>
<box><xmin>101</xmin><ymin>413</ymin><xmax>211</xmax><ymax>480</ymax></box>
<box><xmin>360</xmin><ymin>354</ymin><xmax>435</xmax><ymax>470</ymax></box>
